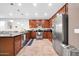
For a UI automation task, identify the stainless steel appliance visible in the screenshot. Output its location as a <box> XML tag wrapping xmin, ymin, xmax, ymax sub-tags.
<box><xmin>36</xmin><ymin>29</ymin><xmax>43</xmax><ymax>39</ymax></box>
<box><xmin>36</xmin><ymin>20</ymin><xmax>43</xmax><ymax>39</ymax></box>
<box><xmin>53</xmin><ymin>14</ymin><xmax>68</xmax><ymax>55</ymax></box>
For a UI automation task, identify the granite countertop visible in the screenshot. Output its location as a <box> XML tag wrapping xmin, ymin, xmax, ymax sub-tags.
<box><xmin>0</xmin><ymin>28</ymin><xmax>52</xmax><ymax>37</ymax></box>
<box><xmin>0</xmin><ymin>33</ymin><xmax>23</xmax><ymax>37</ymax></box>
<box><xmin>0</xmin><ymin>30</ymin><xmax>30</xmax><ymax>37</ymax></box>
<box><xmin>27</xmin><ymin>28</ymin><xmax>52</xmax><ymax>31</ymax></box>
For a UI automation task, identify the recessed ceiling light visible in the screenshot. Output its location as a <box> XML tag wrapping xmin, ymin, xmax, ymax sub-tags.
<box><xmin>57</xmin><ymin>13</ymin><xmax>60</xmax><ymax>16</ymax></box>
<box><xmin>48</xmin><ymin>3</ymin><xmax>52</xmax><ymax>7</ymax></box>
<box><xmin>18</xmin><ymin>3</ymin><xmax>22</xmax><ymax>6</ymax></box>
<box><xmin>9</xmin><ymin>13</ymin><xmax>13</xmax><ymax>16</ymax></box>
<box><xmin>33</xmin><ymin>3</ymin><xmax>37</xmax><ymax>7</ymax></box>
<box><xmin>35</xmin><ymin>12</ymin><xmax>38</xmax><ymax>16</ymax></box>
<box><xmin>9</xmin><ymin>20</ymin><xmax>14</xmax><ymax>22</ymax></box>
<box><xmin>44</xmin><ymin>12</ymin><xmax>47</xmax><ymax>16</ymax></box>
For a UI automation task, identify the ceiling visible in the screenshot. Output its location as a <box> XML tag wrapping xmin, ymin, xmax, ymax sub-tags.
<box><xmin>0</xmin><ymin>3</ymin><xmax>65</xmax><ymax>20</ymax></box>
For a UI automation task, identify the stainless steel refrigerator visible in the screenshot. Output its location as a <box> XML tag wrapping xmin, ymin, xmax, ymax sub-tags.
<box><xmin>53</xmin><ymin>14</ymin><xmax>68</xmax><ymax>55</ymax></box>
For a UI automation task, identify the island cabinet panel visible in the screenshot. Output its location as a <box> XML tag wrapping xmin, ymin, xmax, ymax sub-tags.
<box><xmin>26</xmin><ymin>32</ymin><xmax>31</xmax><ymax>42</ymax></box>
<box><xmin>29</xmin><ymin>20</ymin><xmax>37</xmax><ymax>28</ymax></box>
<box><xmin>14</xmin><ymin>35</ymin><xmax>22</xmax><ymax>55</ymax></box>
<box><xmin>0</xmin><ymin>37</ymin><xmax>14</xmax><ymax>56</ymax></box>
<box><xmin>0</xmin><ymin>35</ymin><xmax>22</xmax><ymax>56</ymax></box>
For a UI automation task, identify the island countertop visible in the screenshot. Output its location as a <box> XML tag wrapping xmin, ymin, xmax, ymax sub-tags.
<box><xmin>0</xmin><ymin>33</ymin><xmax>23</xmax><ymax>37</ymax></box>
<box><xmin>0</xmin><ymin>30</ymin><xmax>29</xmax><ymax>37</ymax></box>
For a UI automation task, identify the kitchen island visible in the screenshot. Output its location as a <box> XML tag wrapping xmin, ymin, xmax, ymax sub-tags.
<box><xmin>0</xmin><ymin>33</ymin><xmax>22</xmax><ymax>56</ymax></box>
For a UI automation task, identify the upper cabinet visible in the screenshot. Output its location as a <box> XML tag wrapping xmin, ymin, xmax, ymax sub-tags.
<box><xmin>29</xmin><ymin>19</ymin><xmax>52</xmax><ymax>28</ymax></box>
<box><xmin>49</xmin><ymin>4</ymin><xmax>68</xmax><ymax>28</ymax></box>
<box><xmin>29</xmin><ymin>20</ymin><xmax>37</xmax><ymax>28</ymax></box>
<box><xmin>42</xmin><ymin>20</ymin><xmax>51</xmax><ymax>28</ymax></box>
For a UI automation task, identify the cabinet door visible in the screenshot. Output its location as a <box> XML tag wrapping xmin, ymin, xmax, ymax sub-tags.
<box><xmin>15</xmin><ymin>35</ymin><xmax>22</xmax><ymax>55</ymax></box>
<box><xmin>47</xmin><ymin>32</ymin><xmax>52</xmax><ymax>41</ymax></box>
<box><xmin>42</xmin><ymin>20</ymin><xmax>50</xmax><ymax>28</ymax></box>
<box><xmin>26</xmin><ymin>32</ymin><xmax>31</xmax><ymax>42</ymax></box>
<box><xmin>31</xmin><ymin>31</ymin><xmax>36</xmax><ymax>39</ymax></box>
<box><xmin>43</xmin><ymin>32</ymin><xmax>48</xmax><ymax>38</ymax></box>
<box><xmin>0</xmin><ymin>37</ymin><xmax>14</xmax><ymax>56</ymax></box>
<box><xmin>49</xmin><ymin>20</ymin><xmax>52</xmax><ymax>28</ymax></box>
<box><xmin>43</xmin><ymin>32</ymin><xmax>52</xmax><ymax>41</ymax></box>
<box><xmin>29</xmin><ymin>20</ymin><xmax>37</xmax><ymax>28</ymax></box>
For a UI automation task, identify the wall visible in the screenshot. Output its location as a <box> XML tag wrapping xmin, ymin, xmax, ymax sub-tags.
<box><xmin>0</xmin><ymin>19</ymin><xmax>29</xmax><ymax>32</ymax></box>
<box><xmin>10</xmin><ymin>20</ymin><xmax>29</xmax><ymax>32</ymax></box>
<box><xmin>12</xmin><ymin>20</ymin><xmax>29</xmax><ymax>30</ymax></box>
<box><xmin>0</xmin><ymin>21</ymin><xmax>9</xmax><ymax>31</ymax></box>
<box><xmin>68</xmin><ymin>3</ymin><xmax>79</xmax><ymax>48</ymax></box>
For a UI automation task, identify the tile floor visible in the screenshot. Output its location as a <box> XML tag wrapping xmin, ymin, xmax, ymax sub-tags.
<box><xmin>17</xmin><ymin>39</ymin><xmax>58</xmax><ymax>56</ymax></box>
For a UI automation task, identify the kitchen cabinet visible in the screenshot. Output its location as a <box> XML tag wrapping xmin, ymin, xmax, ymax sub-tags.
<box><xmin>29</xmin><ymin>19</ymin><xmax>52</xmax><ymax>41</ymax></box>
<box><xmin>49</xmin><ymin>19</ymin><xmax>52</xmax><ymax>28</ymax></box>
<box><xmin>43</xmin><ymin>31</ymin><xmax>47</xmax><ymax>38</ymax></box>
<box><xmin>26</xmin><ymin>31</ymin><xmax>31</xmax><ymax>42</ymax></box>
<box><xmin>47</xmin><ymin>32</ymin><xmax>52</xmax><ymax>41</ymax></box>
<box><xmin>0</xmin><ymin>37</ymin><xmax>14</xmax><ymax>56</ymax></box>
<box><xmin>29</xmin><ymin>20</ymin><xmax>37</xmax><ymax>28</ymax></box>
<box><xmin>15</xmin><ymin>35</ymin><xmax>22</xmax><ymax>55</ymax></box>
<box><xmin>29</xmin><ymin>19</ymin><xmax>51</xmax><ymax>28</ymax></box>
<box><xmin>31</xmin><ymin>31</ymin><xmax>36</xmax><ymax>39</ymax></box>
<box><xmin>0</xmin><ymin>35</ymin><xmax>22</xmax><ymax>56</ymax></box>
<box><xmin>43</xmin><ymin>31</ymin><xmax>52</xmax><ymax>42</ymax></box>
<box><xmin>42</xmin><ymin>20</ymin><xmax>51</xmax><ymax>28</ymax></box>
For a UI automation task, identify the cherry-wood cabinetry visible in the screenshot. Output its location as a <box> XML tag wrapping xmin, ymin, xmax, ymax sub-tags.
<box><xmin>0</xmin><ymin>37</ymin><xmax>14</xmax><ymax>56</ymax></box>
<box><xmin>42</xmin><ymin>20</ymin><xmax>51</xmax><ymax>28</ymax></box>
<box><xmin>14</xmin><ymin>35</ymin><xmax>22</xmax><ymax>55</ymax></box>
<box><xmin>29</xmin><ymin>20</ymin><xmax>37</xmax><ymax>28</ymax></box>
<box><xmin>29</xmin><ymin>19</ymin><xmax>52</xmax><ymax>41</ymax></box>
<box><xmin>31</xmin><ymin>31</ymin><xmax>36</xmax><ymax>39</ymax></box>
<box><xmin>47</xmin><ymin>32</ymin><xmax>52</xmax><ymax>41</ymax></box>
<box><xmin>26</xmin><ymin>32</ymin><xmax>31</xmax><ymax>42</ymax></box>
<box><xmin>29</xmin><ymin>20</ymin><xmax>51</xmax><ymax>28</ymax></box>
<box><xmin>43</xmin><ymin>31</ymin><xmax>52</xmax><ymax>41</ymax></box>
<box><xmin>0</xmin><ymin>35</ymin><xmax>22</xmax><ymax>56</ymax></box>
<box><xmin>43</xmin><ymin>31</ymin><xmax>47</xmax><ymax>38</ymax></box>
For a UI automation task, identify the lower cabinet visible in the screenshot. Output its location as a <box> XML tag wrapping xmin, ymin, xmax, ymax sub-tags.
<box><xmin>0</xmin><ymin>37</ymin><xmax>14</xmax><ymax>56</ymax></box>
<box><xmin>26</xmin><ymin>31</ymin><xmax>36</xmax><ymax>41</ymax></box>
<box><xmin>0</xmin><ymin>35</ymin><xmax>22</xmax><ymax>56</ymax></box>
<box><xmin>43</xmin><ymin>31</ymin><xmax>52</xmax><ymax>42</ymax></box>
<box><xmin>31</xmin><ymin>31</ymin><xmax>36</xmax><ymax>39</ymax></box>
<box><xmin>26</xmin><ymin>32</ymin><xmax>31</xmax><ymax>42</ymax></box>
